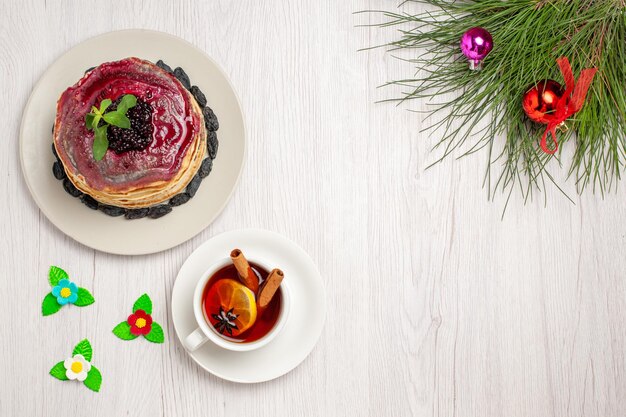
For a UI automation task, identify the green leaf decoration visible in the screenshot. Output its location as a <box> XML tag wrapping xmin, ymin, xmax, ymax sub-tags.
<box><xmin>99</xmin><ymin>98</ymin><xmax>112</xmax><ymax>113</ymax></box>
<box><xmin>144</xmin><ymin>322</ymin><xmax>165</xmax><ymax>344</ymax></box>
<box><xmin>74</xmin><ymin>288</ymin><xmax>95</xmax><ymax>306</ymax></box>
<box><xmin>112</xmin><ymin>322</ymin><xmax>138</xmax><ymax>340</ymax></box>
<box><xmin>116</xmin><ymin>94</ymin><xmax>137</xmax><ymax>114</ymax></box>
<box><xmin>92</xmin><ymin>125</ymin><xmax>109</xmax><ymax>161</ymax></box>
<box><xmin>103</xmin><ymin>112</ymin><xmax>130</xmax><ymax>128</ymax></box>
<box><xmin>72</xmin><ymin>339</ymin><xmax>93</xmax><ymax>362</ymax></box>
<box><xmin>49</xmin><ymin>361</ymin><xmax>68</xmax><ymax>380</ymax></box>
<box><xmin>83</xmin><ymin>366</ymin><xmax>102</xmax><ymax>392</ymax></box>
<box><xmin>133</xmin><ymin>293</ymin><xmax>152</xmax><ymax>314</ymax></box>
<box><xmin>85</xmin><ymin>113</ymin><xmax>96</xmax><ymax>130</ymax></box>
<box><xmin>48</xmin><ymin>266</ymin><xmax>68</xmax><ymax>286</ymax></box>
<box><xmin>85</xmin><ymin>94</ymin><xmax>136</xmax><ymax>159</ymax></box>
<box><xmin>42</xmin><ymin>293</ymin><xmax>62</xmax><ymax>316</ymax></box>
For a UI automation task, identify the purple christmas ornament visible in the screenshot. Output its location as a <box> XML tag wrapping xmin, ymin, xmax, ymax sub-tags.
<box><xmin>460</xmin><ymin>27</ymin><xmax>493</xmax><ymax>70</ymax></box>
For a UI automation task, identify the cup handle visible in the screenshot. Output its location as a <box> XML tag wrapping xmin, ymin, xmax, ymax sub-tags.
<box><xmin>184</xmin><ymin>327</ymin><xmax>208</xmax><ymax>351</ymax></box>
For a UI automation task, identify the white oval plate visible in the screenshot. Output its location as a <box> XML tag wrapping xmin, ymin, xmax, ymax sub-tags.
<box><xmin>172</xmin><ymin>229</ymin><xmax>326</xmax><ymax>383</ymax></box>
<box><xmin>19</xmin><ymin>30</ymin><xmax>245</xmax><ymax>255</ymax></box>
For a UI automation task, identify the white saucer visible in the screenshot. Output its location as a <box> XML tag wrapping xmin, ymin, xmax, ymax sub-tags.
<box><xmin>171</xmin><ymin>229</ymin><xmax>326</xmax><ymax>383</ymax></box>
<box><xmin>19</xmin><ymin>30</ymin><xmax>245</xmax><ymax>255</ymax></box>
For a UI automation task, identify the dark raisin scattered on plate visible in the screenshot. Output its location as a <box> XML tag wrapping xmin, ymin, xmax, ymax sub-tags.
<box><xmin>202</xmin><ymin>107</ymin><xmax>219</xmax><ymax>132</ymax></box>
<box><xmin>156</xmin><ymin>60</ymin><xmax>173</xmax><ymax>74</ymax></box>
<box><xmin>186</xmin><ymin>174</ymin><xmax>202</xmax><ymax>198</ymax></box>
<box><xmin>51</xmin><ymin>142</ymin><xmax>58</xmax><ymax>159</ymax></box>
<box><xmin>108</xmin><ymin>98</ymin><xmax>154</xmax><ymax>153</ymax></box>
<box><xmin>81</xmin><ymin>195</ymin><xmax>99</xmax><ymax>210</ymax></box>
<box><xmin>207</xmin><ymin>131</ymin><xmax>219</xmax><ymax>159</ymax></box>
<box><xmin>148</xmin><ymin>205</ymin><xmax>172</xmax><ymax>219</ymax></box>
<box><xmin>52</xmin><ymin>162</ymin><xmax>66</xmax><ymax>180</ymax></box>
<box><xmin>190</xmin><ymin>86</ymin><xmax>207</xmax><ymax>107</ymax></box>
<box><xmin>62</xmin><ymin>179</ymin><xmax>82</xmax><ymax>198</ymax></box>
<box><xmin>173</xmin><ymin>67</ymin><xmax>191</xmax><ymax>90</ymax></box>
<box><xmin>199</xmin><ymin>158</ymin><xmax>213</xmax><ymax>178</ymax></box>
<box><xmin>84</xmin><ymin>66</ymin><xmax>95</xmax><ymax>74</ymax></box>
<box><xmin>99</xmin><ymin>205</ymin><xmax>126</xmax><ymax>217</ymax></box>
<box><xmin>169</xmin><ymin>193</ymin><xmax>191</xmax><ymax>207</ymax></box>
<box><xmin>125</xmin><ymin>208</ymin><xmax>150</xmax><ymax>220</ymax></box>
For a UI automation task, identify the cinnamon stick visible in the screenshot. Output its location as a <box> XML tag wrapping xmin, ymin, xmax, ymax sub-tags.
<box><xmin>257</xmin><ymin>268</ymin><xmax>284</xmax><ymax>310</ymax></box>
<box><xmin>230</xmin><ymin>249</ymin><xmax>259</xmax><ymax>294</ymax></box>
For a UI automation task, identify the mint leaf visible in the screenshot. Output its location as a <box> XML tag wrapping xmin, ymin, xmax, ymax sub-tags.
<box><xmin>84</xmin><ymin>366</ymin><xmax>102</xmax><ymax>392</ymax></box>
<box><xmin>93</xmin><ymin>114</ymin><xmax>102</xmax><ymax>130</ymax></box>
<box><xmin>99</xmin><ymin>99</ymin><xmax>112</xmax><ymax>113</ymax></box>
<box><xmin>72</xmin><ymin>339</ymin><xmax>93</xmax><ymax>362</ymax></box>
<box><xmin>42</xmin><ymin>293</ymin><xmax>62</xmax><ymax>316</ymax></box>
<box><xmin>103</xmin><ymin>112</ymin><xmax>130</xmax><ymax>129</ymax></box>
<box><xmin>49</xmin><ymin>266</ymin><xmax>68</xmax><ymax>286</ymax></box>
<box><xmin>112</xmin><ymin>322</ymin><xmax>137</xmax><ymax>340</ymax></box>
<box><xmin>116</xmin><ymin>94</ymin><xmax>137</xmax><ymax>114</ymax></box>
<box><xmin>92</xmin><ymin>126</ymin><xmax>108</xmax><ymax>161</ymax></box>
<box><xmin>49</xmin><ymin>361</ymin><xmax>68</xmax><ymax>380</ymax></box>
<box><xmin>133</xmin><ymin>293</ymin><xmax>152</xmax><ymax>314</ymax></box>
<box><xmin>74</xmin><ymin>288</ymin><xmax>95</xmax><ymax>307</ymax></box>
<box><xmin>85</xmin><ymin>113</ymin><xmax>96</xmax><ymax>130</ymax></box>
<box><xmin>145</xmin><ymin>322</ymin><xmax>165</xmax><ymax>344</ymax></box>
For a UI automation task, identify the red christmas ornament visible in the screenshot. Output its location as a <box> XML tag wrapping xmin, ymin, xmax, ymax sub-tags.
<box><xmin>522</xmin><ymin>80</ymin><xmax>564</xmax><ymax>123</ymax></box>
<box><xmin>522</xmin><ymin>57</ymin><xmax>597</xmax><ymax>154</ymax></box>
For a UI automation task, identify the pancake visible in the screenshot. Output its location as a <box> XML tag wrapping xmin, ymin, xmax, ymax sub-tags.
<box><xmin>53</xmin><ymin>57</ymin><xmax>206</xmax><ymax>209</ymax></box>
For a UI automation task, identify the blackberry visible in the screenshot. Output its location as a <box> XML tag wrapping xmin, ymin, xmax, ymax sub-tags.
<box><xmin>108</xmin><ymin>98</ymin><xmax>154</xmax><ymax>153</ymax></box>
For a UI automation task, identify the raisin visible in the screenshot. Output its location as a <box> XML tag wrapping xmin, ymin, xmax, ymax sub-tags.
<box><xmin>202</xmin><ymin>107</ymin><xmax>219</xmax><ymax>131</ymax></box>
<box><xmin>148</xmin><ymin>205</ymin><xmax>172</xmax><ymax>219</ymax></box>
<box><xmin>81</xmin><ymin>195</ymin><xmax>99</xmax><ymax>210</ymax></box>
<box><xmin>199</xmin><ymin>158</ymin><xmax>213</xmax><ymax>178</ymax></box>
<box><xmin>84</xmin><ymin>66</ymin><xmax>95</xmax><ymax>74</ymax></box>
<box><xmin>169</xmin><ymin>193</ymin><xmax>191</xmax><ymax>207</ymax></box>
<box><xmin>156</xmin><ymin>60</ymin><xmax>173</xmax><ymax>73</ymax></box>
<box><xmin>186</xmin><ymin>174</ymin><xmax>202</xmax><ymax>198</ymax></box>
<box><xmin>125</xmin><ymin>208</ymin><xmax>149</xmax><ymax>220</ymax></box>
<box><xmin>62</xmin><ymin>179</ymin><xmax>82</xmax><ymax>198</ymax></box>
<box><xmin>207</xmin><ymin>131</ymin><xmax>219</xmax><ymax>159</ymax></box>
<box><xmin>99</xmin><ymin>204</ymin><xmax>126</xmax><ymax>217</ymax></box>
<box><xmin>190</xmin><ymin>86</ymin><xmax>207</xmax><ymax>107</ymax></box>
<box><xmin>173</xmin><ymin>67</ymin><xmax>191</xmax><ymax>90</ymax></box>
<box><xmin>52</xmin><ymin>162</ymin><xmax>66</xmax><ymax>180</ymax></box>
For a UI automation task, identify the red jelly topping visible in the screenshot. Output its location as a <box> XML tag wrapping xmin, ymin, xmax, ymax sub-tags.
<box><xmin>54</xmin><ymin>57</ymin><xmax>201</xmax><ymax>192</ymax></box>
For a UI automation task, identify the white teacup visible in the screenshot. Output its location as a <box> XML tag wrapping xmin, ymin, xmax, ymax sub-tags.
<box><xmin>184</xmin><ymin>257</ymin><xmax>290</xmax><ymax>352</ymax></box>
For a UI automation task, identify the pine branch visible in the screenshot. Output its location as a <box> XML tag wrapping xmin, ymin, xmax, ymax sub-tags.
<box><xmin>366</xmin><ymin>0</ymin><xmax>626</xmax><ymax>200</ymax></box>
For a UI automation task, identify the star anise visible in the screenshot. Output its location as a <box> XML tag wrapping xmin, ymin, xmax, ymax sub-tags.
<box><xmin>211</xmin><ymin>306</ymin><xmax>238</xmax><ymax>336</ymax></box>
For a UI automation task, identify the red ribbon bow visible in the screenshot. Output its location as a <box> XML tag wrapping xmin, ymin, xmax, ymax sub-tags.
<box><xmin>539</xmin><ymin>57</ymin><xmax>597</xmax><ymax>154</ymax></box>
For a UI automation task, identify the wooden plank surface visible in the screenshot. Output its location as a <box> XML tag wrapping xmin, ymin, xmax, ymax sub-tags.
<box><xmin>0</xmin><ymin>0</ymin><xmax>624</xmax><ymax>416</ymax></box>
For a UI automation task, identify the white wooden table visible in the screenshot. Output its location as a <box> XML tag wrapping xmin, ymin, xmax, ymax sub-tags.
<box><xmin>1</xmin><ymin>1</ymin><xmax>625</xmax><ymax>416</ymax></box>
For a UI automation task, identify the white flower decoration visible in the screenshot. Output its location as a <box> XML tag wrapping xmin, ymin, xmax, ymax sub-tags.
<box><xmin>63</xmin><ymin>354</ymin><xmax>91</xmax><ymax>381</ymax></box>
